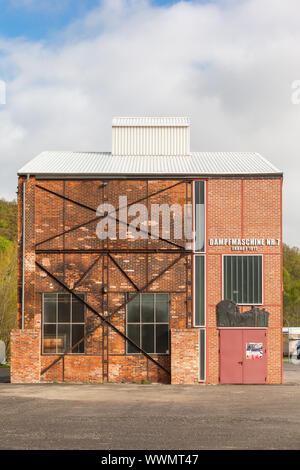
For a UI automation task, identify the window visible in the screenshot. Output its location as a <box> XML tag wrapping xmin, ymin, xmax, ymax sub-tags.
<box><xmin>194</xmin><ymin>255</ymin><xmax>205</xmax><ymax>326</ymax></box>
<box><xmin>199</xmin><ymin>329</ymin><xmax>205</xmax><ymax>381</ymax></box>
<box><xmin>194</xmin><ymin>181</ymin><xmax>205</xmax><ymax>252</ymax></box>
<box><xmin>42</xmin><ymin>293</ymin><xmax>85</xmax><ymax>354</ymax></box>
<box><xmin>223</xmin><ymin>255</ymin><xmax>263</xmax><ymax>305</ymax></box>
<box><xmin>126</xmin><ymin>293</ymin><xmax>169</xmax><ymax>354</ymax></box>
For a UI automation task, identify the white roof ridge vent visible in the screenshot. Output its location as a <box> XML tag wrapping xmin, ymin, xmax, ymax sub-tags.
<box><xmin>112</xmin><ymin>117</ymin><xmax>190</xmax><ymax>156</ymax></box>
<box><xmin>112</xmin><ymin>117</ymin><xmax>190</xmax><ymax>127</ymax></box>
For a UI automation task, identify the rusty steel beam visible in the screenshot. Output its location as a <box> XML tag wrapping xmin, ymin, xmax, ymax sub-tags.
<box><xmin>38</xmin><ymin>253</ymin><xmax>185</xmax><ymax>377</ymax></box>
<box><xmin>108</xmin><ymin>253</ymin><xmax>139</xmax><ymax>291</ymax></box>
<box><xmin>105</xmin><ymin>253</ymin><xmax>185</xmax><ymax>321</ymax></box>
<box><xmin>73</xmin><ymin>254</ymin><xmax>102</xmax><ymax>289</ymax></box>
<box><xmin>36</xmin><ymin>261</ymin><xmax>176</xmax><ymax>377</ymax></box>
<box><xmin>36</xmin><ymin>248</ymin><xmax>191</xmax><ymax>254</ymax></box>
<box><xmin>35</xmin><ymin>216</ymin><xmax>101</xmax><ymax>248</ymax></box>
<box><xmin>35</xmin><ymin>180</ymin><xmax>190</xmax><ymax>250</ymax></box>
<box><xmin>35</xmin><ymin>180</ymin><xmax>191</xmax><ymax>379</ymax></box>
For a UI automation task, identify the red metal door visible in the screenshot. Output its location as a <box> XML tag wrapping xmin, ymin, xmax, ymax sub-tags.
<box><xmin>243</xmin><ymin>329</ymin><xmax>267</xmax><ymax>384</ymax></box>
<box><xmin>219</xmin><ymin>329</ymin><xmax>243</xmax><ymax>384</ymax></box>
<box><xmin>219</xmin><ymin>329</ymin><xmax>267</xmax><ymax>384</ymax></box>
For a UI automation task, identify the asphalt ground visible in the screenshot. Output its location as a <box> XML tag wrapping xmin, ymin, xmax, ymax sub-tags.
<box><xmin>0</xmin><ymin>362</ymin><xmax>299</xmax><ymax>450</ymax></box>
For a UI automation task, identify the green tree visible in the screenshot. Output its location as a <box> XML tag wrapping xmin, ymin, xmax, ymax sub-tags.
<box><xmin>0</xmin><ymin>235</ymin><xmax>10</xmax><ymax>252</ymax></box>
<box><xmin>0</xmin><ymin>199</ymin><xmax>17</xmax><ymax>242</ymax></box>
<box><xmin>283</xmin><ymin>243</ymin><xmax>300</xmax><ymax>326</ymax></box>
<box><xmin>0</xmin><ymin>243</ymin><xmax>17</xmax><ymax>358</ymax></box>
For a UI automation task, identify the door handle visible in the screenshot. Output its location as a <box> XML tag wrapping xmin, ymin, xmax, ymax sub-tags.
<box><xmin>238</xmin><ymin>361</ymin><xmax>243</xmax><ymax>365</ymax></box>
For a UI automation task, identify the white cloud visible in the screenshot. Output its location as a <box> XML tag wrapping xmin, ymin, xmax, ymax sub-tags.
<box><xmin>0</xmin><ymin>0</ymin><xmax>299</xmax><ymax>246</ymax></box>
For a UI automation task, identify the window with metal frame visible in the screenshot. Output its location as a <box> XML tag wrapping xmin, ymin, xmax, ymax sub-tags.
<box><xmin>194</xmin><ymin>181</ymin><xmax>205</xmax><ymax>252</ymax></box>
<box><xmin>126</xmin><ymin>293</ymin><xmax>169</xmax><ymax>354</ymax></box>
<box><xmin>42</xmin><ymin>293</ymin><xmax>85</xmax><ymax>354</ymax></box>
<box><xmin>194</xmin><ymin>255</ymin><xmax>205</xmax><ymax>326</ymax></box>
<box><xmin>199</xmin><ymin>329</ymin><xmax>205</xmax><ymax>381</ymax></box>
<box><xmin>223</xmin><ymin>255</ymin><xmax>263</xmax><ymax>305</ymax></box>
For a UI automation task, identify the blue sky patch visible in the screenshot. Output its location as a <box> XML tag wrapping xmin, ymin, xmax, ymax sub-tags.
<box><xmin>0</xmin><ymin>0</ymin><xmax>212</xmax><ymax>40</ymax></box>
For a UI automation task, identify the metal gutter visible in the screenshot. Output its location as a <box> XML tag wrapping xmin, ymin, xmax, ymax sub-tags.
<box><xmin>18</xmin><ymin>172</ymin><xmax>283</xmax><ymax>179</ymax></box>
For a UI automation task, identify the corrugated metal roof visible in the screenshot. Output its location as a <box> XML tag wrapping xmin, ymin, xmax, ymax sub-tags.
<box><xmin>18</xmin><ymin>151</ymin><xmax>282</xmax><ymax>177</ymax></box>
<box><xmin>112</xmin><ymin>117</ymin><xmax>190</xmax><ymax>127</ymax></box>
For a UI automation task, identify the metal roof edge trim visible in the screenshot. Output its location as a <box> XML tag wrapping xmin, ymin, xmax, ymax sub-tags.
<box><xmin>18</xmin><ymin>172</ymin><xmax>283</xmax><ymax>178</ymax></box>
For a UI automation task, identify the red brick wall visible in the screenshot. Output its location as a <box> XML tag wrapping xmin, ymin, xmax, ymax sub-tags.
<box><xmin>10</xmin><ymin>329</ymin><xmax>40</xmax><ymax>383</ymax></box>
<box><xmin>13</xmin><ymin>178</ymin><xmax>191</xmax><ymax>383</ymax></box>
<box><xmin>206</xmin><ymin>177</ymin><xmax>282</xmax><ymax>384</ymax></box>
<box><xmin>171</xmin><ymin>329</ymin><xmax>199</xmax><ymax>384</ymax></box>
<box><xmin>12</xmin><ymin>175</ymin><xmax>282</xmax><ymax>384</ymax></box>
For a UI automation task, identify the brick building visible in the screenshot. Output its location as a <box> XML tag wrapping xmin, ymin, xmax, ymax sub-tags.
<box><xmin>11</xmin><ymin>117</ymin><xmax>283</xmax><ymax>384</ymax></box>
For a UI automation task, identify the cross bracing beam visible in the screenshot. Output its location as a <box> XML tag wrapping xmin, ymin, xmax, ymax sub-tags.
<box><xmin>35</xmin><ymin>180</ymin><xmax>190</xmax><ymax>250</ymax></box>
<box><xmin>37</xmin><ymin>253</ymin><xmax>185</xmax><ymax>377</ymax></box>
<box><xmin>36</xmin><ymin>249</ymin><xmax>192</xmax><ymax>254</ymax></box>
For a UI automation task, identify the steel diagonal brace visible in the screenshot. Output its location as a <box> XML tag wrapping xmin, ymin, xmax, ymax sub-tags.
<box><xmin>108</xmin><ymin>253</ymin><xmax>139</xmax><ymax>291</ymax></box>
<box><xmin>73</xmin><ymin>254</ymin><xmax>102</xmax><ymax>289</ymax></box>
<box><xmin>105</xmin><ymin>253</ymin><xmax>185</xmax><ymax>321</ymax></box>
<box><xmin>36</xmin><ymin>261</ymin><xmax>171</xmax><ymax>376</ymax></box>
<box><xmin>35</xmin><ymin>181</ymin><xmax>190</xmax><ymax>250</ymax></box>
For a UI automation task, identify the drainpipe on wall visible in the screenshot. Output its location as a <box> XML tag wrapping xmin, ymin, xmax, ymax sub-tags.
<box><xmin>21</xmin><ymin>174</ymin><xmax>30</xmax><ymax>329</ymax></box>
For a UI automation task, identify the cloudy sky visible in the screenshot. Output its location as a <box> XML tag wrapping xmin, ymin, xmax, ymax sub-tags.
<box><xmin>0</xmin><ymin>0</ymin><xmax>299</xmax><ymax>246</ymax></box>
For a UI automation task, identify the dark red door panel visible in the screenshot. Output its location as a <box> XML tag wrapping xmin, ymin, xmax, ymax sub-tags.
<box><xmin>219</xmin><ymin>330</ymin><xmax>243</xmax><ymax>384</ymax></box>
<box><xmin>243</xmin><ymin>329</ymin><xmax>267</xmax><ymax>384</ymax></box>
<box><xmin>219</xmin><ymin>329</ymin><xmax>267</xmax><ymax>384</ymax></box>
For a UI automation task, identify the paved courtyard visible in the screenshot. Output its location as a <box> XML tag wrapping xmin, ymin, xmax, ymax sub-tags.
<box><xmin>0</xmin><ymin>362</ymin><xmax>299</xmax><ymax>450</ymax></box>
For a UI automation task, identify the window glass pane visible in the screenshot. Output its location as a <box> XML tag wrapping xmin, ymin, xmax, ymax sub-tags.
<box><xmin>248</xmin><ymin>256</ymin><xmax>253</xmax><ymax>303</ymax></box>
<box><xmin>44</xmin><ymin>294</ymin><xmax>56</xmax><ymax>323</ymax></box>
<box><xmin>253</xmin><ymin>256</ymin><xmax>258</xmax><ymax>303</ymax></box>
<box><xmin>223</xmin><ymin>256</ymin><xmax>262</xmax><ymax>304</ymax></box>
<box><xmin>58</xmin><ymin>294</ymin><xmax>71</xmax><ymax>323</ymax></box>
<box><xmin>43</xmin><ymin>324</ymin><xmax>56</xmax><ymax>353</ymax></box>
<box><xmin>199</xmin><ymin>329</ymin><xmax>205</xmax><ymax>381</ymax></box>
<box><xmin>156</xmin><ymin>294</ymin><xmax>169</xmax><ymax>322</ymax></box>
<box><xmin>43</xmin><ymin>293</ymin><xmax>86</xmax><ymax>355</ymax></box>
<box><xmin>127</xmin><ymin>295</ymin><xmax>140</xmax><ymax>323</ymax></box>
<box><xmin>57</xmin><ymin>324</ymin><xmax>70</xmax><ymax>353</ymax></box>
<box><xmin>127</xmin><ymin>324</ymin><xmax>140</xmax><ymax>353</ymax></box>
<box><xmin>232</xmin><ymin>256</ymin><xmax>238</xmax><ymax>303</ymax></box>
<box><xmin>127</xmin><ymin>293</ymin><xmax>170</xmax><ymax>355</ymax></box>
<box><xmin>72</xmin><ymin>324</ymin><xmax>85</xmax><ymax>353</ymax></box>
<box><xmin>142</xmin><ymin>324</ymin><xmax>154</xmax><ymax>353</ymax></box>
<box><xmin>242</xmin><ymin>256</ymin><xmax>248</xmax><ymax>303</ymax></box>
<box><xmin>72</xmin><ymin>294</ymin><xmax>85</xmax><ymax>323</ymax></box>
<box><xmin>141</xmin><ymin>294</ymin><xmax>154</xmax><ymax>323</ymax></box>
<box><xmin>195</xmin><ymin>256</ymin><xmax>205</xmax><ymax>326</ymax></box>
<box><xmin>225</xmin><ymin>256</ymin><xmax>231</xmax><ymax>300</ymax></box>
<box><xmin>258</xmin><ymin>256</ymin><xmax>262</xmax><ymax>304</ymax></box>
<box><xmin>156</xmin><ymin>324</ymin><xmax>169</xmax><ymax>354</ymax></box>
<box><xmin>195</xmin><ymin>181</ymin><xmax>205</xmax><ymax>252</ymax></box>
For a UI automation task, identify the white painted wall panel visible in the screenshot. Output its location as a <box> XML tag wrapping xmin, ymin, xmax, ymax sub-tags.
<box><xmin>112</xmin><ymin>125</ymin><xmax>190</xmax><ymax>156</ymax></box>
